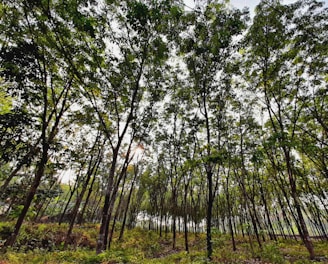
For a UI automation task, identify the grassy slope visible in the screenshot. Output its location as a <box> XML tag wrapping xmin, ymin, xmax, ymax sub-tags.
<box><xmin>0</xmin><ymin>222</ymin><xmax>327</xmax><ymax>263</ymax></box>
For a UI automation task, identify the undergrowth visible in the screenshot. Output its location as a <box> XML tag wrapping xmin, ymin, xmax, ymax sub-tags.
<box><xmin>0</xmin><ymin>222</ymin><xmax>327</xmax><ymax>263</ymax></box>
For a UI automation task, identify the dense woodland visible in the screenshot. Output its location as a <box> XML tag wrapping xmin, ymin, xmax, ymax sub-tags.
<box><xmin>0</xmin><ymin>0</ymin><xmax>327</xmax><ymax>262</ymax></box>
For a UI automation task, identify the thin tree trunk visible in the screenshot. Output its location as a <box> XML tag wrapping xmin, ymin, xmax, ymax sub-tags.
<box><xmin>65</xmin><ymin>146</ymin><xmax>102</xmax><ymax>247</ymax></box>
<box><xmin>206</xmin><ymin>169</ymin><xmax>213</xmax><ymax>260</ymax></box>
<box><xmin>0</xmin><ymin>143</ymin><xmax>41</xmax><ymax>193</ymax></box>
<box><xmin>259</xmin><ymin>178</ymin><xmax>276</xmax><ymax>241</ymax></box>
<box><xmin>109</xmin><ymin>172</ymin><xmax>128</xmax><ymax>248</ymax></box>
<box><xmin>172</xmin><ymin>214</ymin><xmax>176</xmax><ymax>249</ymax></box>
<box><xmin>183</xmin><ymin>183</ymin><xmax>189</xmax><ymax>253</ymax></box>
<box><xmin>90</xmin><ymin>191</ymin><xmax>103</xmax><ymax>223</ymax></box>
<box><xmin>226</xmin><ymin>177</ymin><xmax>236</xmax><ymax>251</ymax></box>
<box><xmin>119</xmin><ymin>164</ymin><xmax>138</xmax><ymax>241</ymax></box>
<box><xmin>285</xmin><ymin>149</ymin><xmax>315</xmax><ymax>259</ymax></box>
<box><xmin>96</xmin><ymin>147</ymin><xmax>119</xmax><ymax>253</ymax></box>
<box><xmin>274</xmin><ymin>209</ymin><xmax>286</xmax><ymax>239</ymax></box>
<box><xmin>76</xmin><ymin>174</ymin><xmax>97</xmax><ymax>224</ymax></box>
<box><xmin>59</xmin><ymin>181</ymin><xmax>78</xmax><ymax>225</ymax></box>
<box><xmin>159</xmin><ymin>212</ymin><xmax>163</xmax><ymax>237</ymax></box>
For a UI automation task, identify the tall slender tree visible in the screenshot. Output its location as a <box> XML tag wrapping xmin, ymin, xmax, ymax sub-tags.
<box><xmin>178</xmin><ymin>2</ymin><xmax>247</xmax><ymax>259</ymax></box>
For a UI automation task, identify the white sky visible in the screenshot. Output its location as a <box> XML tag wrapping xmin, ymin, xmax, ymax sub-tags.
<box><xmin>184</xmin><ymin>0</ymin><xmax>328</xmax><ymax>15</ymax></box>
<box><xmin>230</xmin><ymin>0</ymin><xmax>297</xmax><ymax>12</ymax></box>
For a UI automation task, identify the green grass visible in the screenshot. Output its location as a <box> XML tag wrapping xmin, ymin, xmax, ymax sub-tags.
<box><xmin>0</xmin><ymin>222</ymin><xmax>327</xmax><ymax>263</ymax></box>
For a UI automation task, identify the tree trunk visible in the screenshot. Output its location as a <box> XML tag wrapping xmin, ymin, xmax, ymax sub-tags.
<box><xmin>90</xmin><ymin>191</ymin><xmax>103</xmax><ymax>223</ymax></box>
<box><xmin>96</xmin><ymin>153</ymin><xmax>117</xmax><ymax>253</ymax></box>
<box><xmin>206</xmin><ymin>169</ymin><xmax>213</xmax><ymax>260</ymax></box>
<box><xmin>119</xmin><ymin>165</ymin><xmax>138</xmax><ymax>241</ymax></box>
<box><xmin>65</xmin><ymin>148</ymin><xmax>101</xmax><ymax>247</ymax></box>
<box><xmin>226</xmin><ymin>183</ymin><xmax>236</xmax><ymax>251</ymax></box>
<box><xmin>285</xmin><ymin>149</ymin><xmax>315</xmax><ymax>259</ymax></box>
<box><xmin>183</xmin><ymin>183</ymin><xmax>189</xmax><ymax>253</ymax></box>
<box><xmin>59</xmin><ymin>182</ymin><xmax>78</xmax><ymax>225</ymax></box>
<box><xmin>0</xmin><ymin>143</ymin><xmax>41</xmax><ymax>193</ymax></box>
<box><xmin>77</xmin><ymin>174</ymin><xmax>97</xmax><ymax>224</ymax></box>
<box><xmin>4</xmin><ymin>145</ymin><xmax>48</xmax><ymax>248</ymax></box>
<box><xmin>77</xmin><ymin>140</ymin><xmax>103</xmax><ymax>225</ymax></box>
<box><xmin>259</xmin><ymin>178</ymin><xmax>276</xmax><ymax>241</ymax></box>
<box><xmin>172</xmin><ymin>214</ymin><xmax>176</xmax><ymax>249</ymax></box>
<box><xmin>109</xmin><ymin>173</ymin><xmax>127</xmax><ymax>248</ymax></box>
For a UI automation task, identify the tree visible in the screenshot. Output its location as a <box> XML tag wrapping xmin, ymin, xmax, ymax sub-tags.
<box><xmin>89</xmin><ymin>0</ymin><xmax>180</xmax><ymax>253</ymax></box>
<box><xmin>178</xmin><ymin>1</ymin><xmax>247</xmax><ymax>259</ymax></box>
<box><xmin>245</xmin><ymin>0</ymin><xmax>328</xmax><ymax>258</ymax></box>
<box><xmin>0</xmin><ymin>0</ymin><xmax>101</xmax><ymax>247</ymax></box>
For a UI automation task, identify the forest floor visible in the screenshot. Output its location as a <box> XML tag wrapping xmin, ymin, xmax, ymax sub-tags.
<box><xmin>0</xmin><ymin>222</ymin><xmax>327</xmax><ymax>263</ymax></box>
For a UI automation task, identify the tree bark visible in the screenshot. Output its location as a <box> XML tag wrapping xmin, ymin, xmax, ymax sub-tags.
<box><xmin>119</xmin><ymin>164</ymin><xmax>138</xmax><ymax>241</ymax></box>
<box><xmin>4</xmin><ymin>143</ymin><xmax>49</xmax><ymax>248</ymax></box>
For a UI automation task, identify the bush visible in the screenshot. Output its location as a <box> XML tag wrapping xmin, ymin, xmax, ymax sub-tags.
<box><xmin>0</xmin><ymin>222</ymin><xmax>12</xmax><ymax>241</ymax></box>
<box><xmin>260</xmin><ymin>242</ymin><xmax>285</xmax><ymax>264</ymax></box>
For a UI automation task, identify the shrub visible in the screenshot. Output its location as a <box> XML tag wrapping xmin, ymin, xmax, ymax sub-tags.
<box><xmin>260</xmin><ymin>242</ymin><xmax>286</xmax><ymax>264</ymax></box>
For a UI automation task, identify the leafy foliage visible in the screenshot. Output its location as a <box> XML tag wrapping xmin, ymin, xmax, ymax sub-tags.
<box><xmin>0</xmin><ymin>223</ymin><xmax>327</xmax><ymax>263</ymax></box>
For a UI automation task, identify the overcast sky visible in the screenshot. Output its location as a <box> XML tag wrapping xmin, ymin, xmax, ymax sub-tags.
<box><xmin>183</xmin><ymin>0</ymin><xmax>292</xmax><ymax>16</ymax></box>
<box><xmin>184</xmin><ymin>0</ymin><xmax>327</xmax><ymax>16</ymax></box>
<box><xmin>230</xmin><ymin>0</ymin><xmax>263</xmax><ymax>12</ymax></box>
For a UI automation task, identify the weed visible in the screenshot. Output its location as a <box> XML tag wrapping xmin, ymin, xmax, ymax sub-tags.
<box><xmin>260</xmin><ymin>242</ymin><xmax>286</xmax><ymax>264</ymax></box>
<box><xmin>0</xmin><ymin>223</ymin><xmax>327</xmax><ymax>263</ymax></box>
